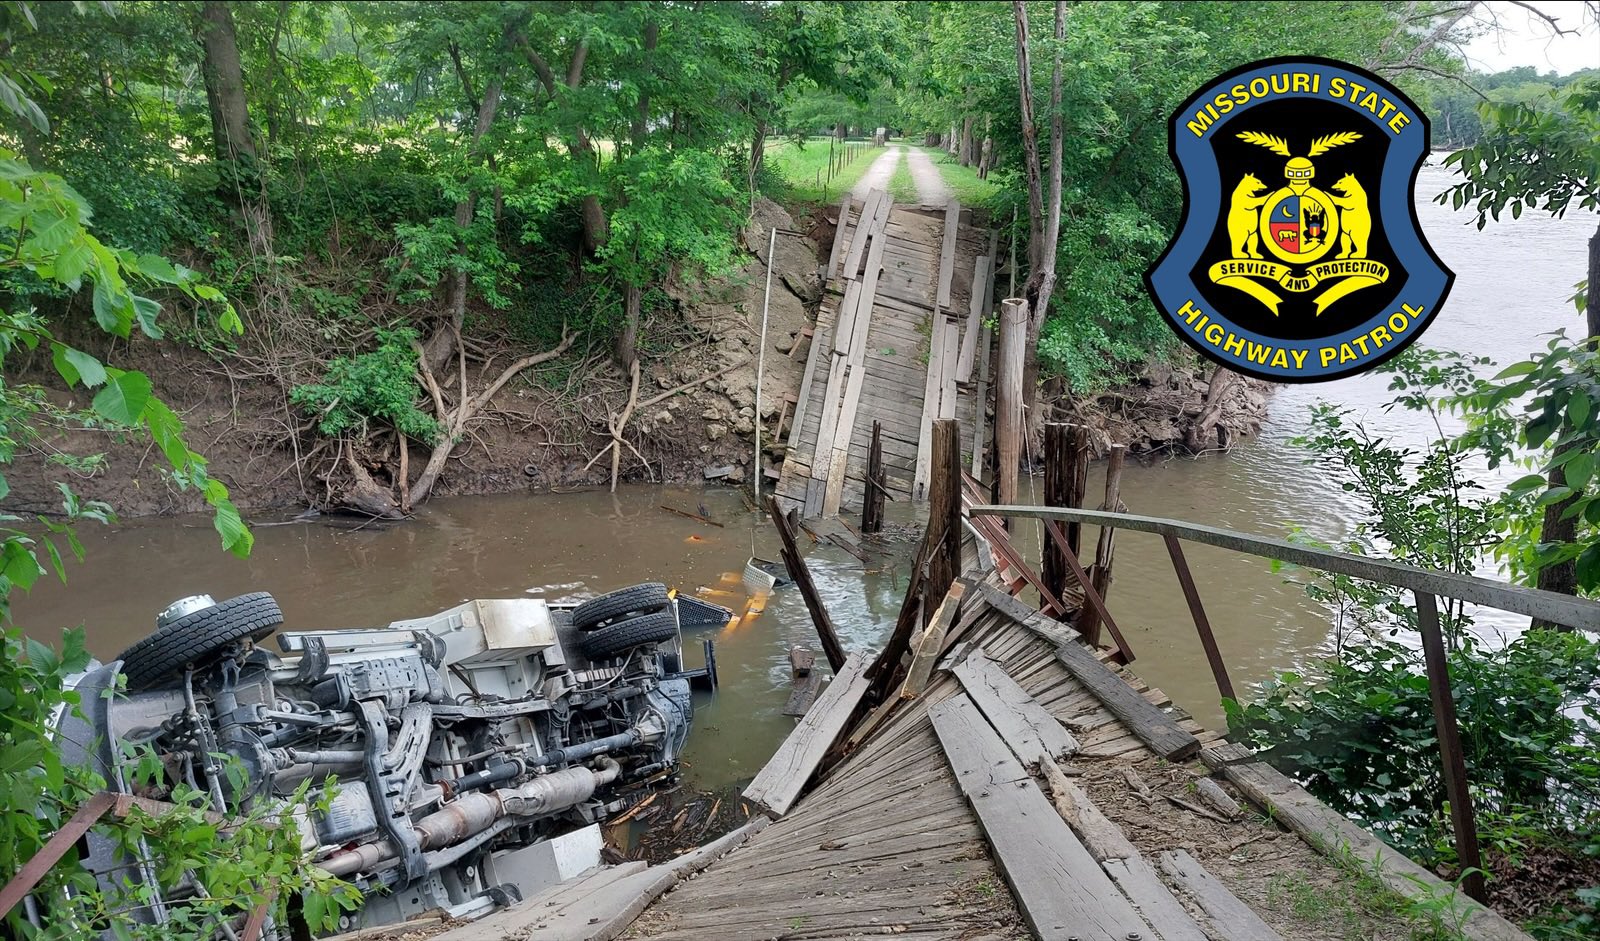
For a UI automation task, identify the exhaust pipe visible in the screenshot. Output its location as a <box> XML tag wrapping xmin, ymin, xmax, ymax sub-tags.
<box><xmin>319</xmin><ymin>757</ymin><xmax>622</xmax><ymax>877</ymax></box>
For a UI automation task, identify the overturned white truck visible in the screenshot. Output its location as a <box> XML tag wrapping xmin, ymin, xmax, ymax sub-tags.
<box><xmin>54</xmin><ymin>583</ymin><xmax>713</xmax><ymax>937</ymax></box>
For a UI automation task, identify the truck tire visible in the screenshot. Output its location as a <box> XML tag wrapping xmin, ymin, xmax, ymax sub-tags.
<box><xmin>571</xmin><ymin>583</ymin><xmax>670</xmax><ymax>631</ymax></box>
<box><xmin>579</xmin><ymin>610</ymin><xmax>678</xmax><ymax>660</ymax></box>
<box><xmin>116</xmin><ymin>592</ymin><xmax>284</xmax><ymax>690</ymax></box>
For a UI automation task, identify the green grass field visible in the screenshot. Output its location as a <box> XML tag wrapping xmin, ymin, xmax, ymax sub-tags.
<box><xmin>765</xmin><ymin>137</ymin><xmax>875</xmax><ymax>204</ymax></box>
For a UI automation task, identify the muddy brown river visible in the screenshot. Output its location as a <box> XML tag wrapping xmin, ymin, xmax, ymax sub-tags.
<box><xmin>12</xmin><ymin>164</ymin><xmax>1596</xmax><ymax>795</ymax></box>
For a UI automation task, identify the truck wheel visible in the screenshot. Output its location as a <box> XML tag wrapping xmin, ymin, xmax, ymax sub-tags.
<box><xmin>116</xmin><ymin>593</ymin><xmax>284</xmax><ymax>690</ymax></box>
<box><xmin>579</xmin><ymin>610</ymin><xmax>678</xmax><ymax>660</ymax></box>
<box><xmin>571</xmin><ymin>583</ymin><xmax>670</xmax><ymax>631</ymax></box>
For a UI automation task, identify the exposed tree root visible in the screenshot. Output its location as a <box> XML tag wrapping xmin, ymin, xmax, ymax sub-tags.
<box><xmin>408</xmin><ymin>327</ymin><xmax>578</xmax><ymax>508</ymax></box>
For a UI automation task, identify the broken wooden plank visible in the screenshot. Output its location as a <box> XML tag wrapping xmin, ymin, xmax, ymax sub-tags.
<box><xmin>1103</xmin><ymin>858</ymin><xmax>1210</xmax><ymax>941</ymax></box>
<box><xmin>807</xmin><ymin>278</ymin><xmax>866</xmax><ymax>513</ymax></box>
<box><xmin>954</xmin><ymin>254</ymin><xmax>990</xmax><ymax>384</ymax></box>
<box><xmin>769</xmin><ymin>500</ymin><xmax>847</xmax><ymax>673</ymax></box>
<box><xmin>951</xmin><ymin>651</ymin><xmax>1079</xmax><ymax>766</ymax></box>
<box><xmin>1039</xmin><ymin>757</ymin><xmax>1132</xmax><ymax>861</ymax></box>
<box><xmin>743</xmin><ymin>652</ymin><xmax>872</xmax><ymax>817</ymax></box>
<box><xmin>898</xmin><ymin>581</ymin><xmax>966</xmax><ymax>699</ymax></box>
<box><xmin>782</xmin><ymin>671</ymin><xmax>822</xmax><ymax>717</ymax></box>
<box><xmin>825</xmin><ymin>192</ymin><xmax>852</xmax><ymax>279</ymax></box>
<box><xmin>786</xmin><ymin>319</ymin><xmax>826</xmax><ymax>450</ymax></box>
<box><xmin>970</xmin><ymin>321</ymin><xmax>991</xmax><ymax>476</ymax></box>
<box><xmin>929</xmin><ymin>693</ymin><xmax>1152</xmax><ymax>941</ymax></box>
<box><xmin>1221</xmin><ymin>761</ymin><xmax>1536</xmax><ymax>941</ymax></box>
<box><xmin>911</xmin><ymin>312</ymin><xmax>946</xmax><ymax>500</ymax></box>
<box><xmin>1195</xmin><ymin>777</ymin><xmax>1241</xmax><ymax>820</ymax></box>
<box><xmin>978</xmin><ymin>583</ymin><xmax>1200</xmax><ymax>761</ymax></box>
<box><xmin>936</xmin><ymin>314</ymin><xmax>960</xmax><ymax>420</ymax></box>
<box><xmin>840</xmin><ymin>189</ymin><xmax>882</xmax><ymax>280</ymax></box>
<box><xmin>1158</xmin><ymin>849</ymin><xmax>1283</xmax><ymax>941</ymax></box>
<box><xmin>822</xmin><ymin>196</ymin><xmax>892</xmax><ymax>516</ymax></box>
<box><xmin>935</xmin><ymin>198</ymin><xmax>960</xmax><ymax>309</ymax></box>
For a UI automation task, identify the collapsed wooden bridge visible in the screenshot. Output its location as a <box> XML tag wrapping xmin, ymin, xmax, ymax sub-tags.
<box><xmin>774</xmin><ymin>190</ymin><xmax>999</xmax><ymax>516</ymax></box>
<box><xmin>428</xmin><ymin>419</ymin><xmax>1586</xmax><ymax>941</ymax></box>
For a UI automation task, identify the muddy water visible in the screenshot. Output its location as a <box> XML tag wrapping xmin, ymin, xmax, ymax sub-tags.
<box><xmin>13</xmin><ymin>162</ymin><xmax>1597</xmax><ymax>791</ymax></box>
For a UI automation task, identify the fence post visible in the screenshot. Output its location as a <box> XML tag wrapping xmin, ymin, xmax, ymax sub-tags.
<box><xmin>1416</xmin><ymin>591</ymin><xmax>1486</xmax><ymax>902</ymax></box>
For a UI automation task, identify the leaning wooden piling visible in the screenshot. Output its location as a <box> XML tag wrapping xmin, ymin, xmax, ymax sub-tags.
<box><xmin>926</xmin><ymin>419</ymin><xmax>964</xmax><ymax>608</ymax></box>
<box><xmin>1042</xmin><ymin>423</ymin><xmax>1072</xmax><ymax>610</ymax></box>
<box><xmin>861</xmin><ymin>421</ymin><xmax>885</xmax><ymax>534</ymax></box>
<box><xmin>767</xmin><ymin>496</ymin><xmax>847</xmax><ymax>673</ymax></box>
<box><xmin>1064</xmin><ymin>424</ymin><xmax>1090</xmax><ymax>556</ymax></box>
<box><xmin>1079</xmin><ymin>443</ymin><xmax>1125</xmax><ymax>646</ymax></box>
<box><xmin>994</xmin><ymin>298</ymin><xmax>1027</xmax><ymax>519</ymax></box>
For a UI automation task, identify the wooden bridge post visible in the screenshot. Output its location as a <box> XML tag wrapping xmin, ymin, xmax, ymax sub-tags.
<box><xmin>926</xmin><ymin>419</ymin><xmax>964</xmax><ymax>617</ymax></box>
<box><xmin>995</xmin><ymin>298</ymin><xmax>1027</xmax><ymax>525</ymax></box>
<box><xmin>1042</xmin><ymin>423</ymin><xmax>1071</xmax><ymax>612</ymax></box>
<box><xmin>1416</xmin><ymin>592</ymin><xmax>1486</xmax><ymax>902</ymax></box>
<box><xmin>861</xmin><ymin>421</ymin><xmax>886</xmax><ymax>534</ymax></box>
<box><xmin>1079</xmin><ymin>443</ymin><xmax>1124</xmax><ymax>646</ymax></box>
<box><xmin>1063</xmin><ymin>424</ymin><xmax>1090</xmax><ymax>555</ymax></box>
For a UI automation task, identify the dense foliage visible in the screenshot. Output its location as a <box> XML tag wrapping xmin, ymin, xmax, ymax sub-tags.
<box><xmin>1229</xmin><ymin>351</ymin><xmax>1600</xmax><ymax>934</ymax></box>
<box><xmin>882</xmin><ymin>1</ymin><xmax>1481</xmax><ymax>391</ymax></box>
<box><xmin>0</xmin><ymin>20</ymin><xmax>355</xmax><ymax>939</ymax></box>
<box><xmin>0</xmin><ymin>1</ymin><xmax>907</xmax><ymax>509</ymax></box>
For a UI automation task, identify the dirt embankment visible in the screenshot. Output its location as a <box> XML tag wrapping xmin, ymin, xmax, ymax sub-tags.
<box><xmin>7</xmin><ymin>199</ymin><xmax>1267</xmax><ymax>521</ymax></box>
<box><xmin>1052</xmin><ymin>360</ymin><xmax>1270</xmax><ymax>457</ymax></box>
<box><xmin>7</xmin><ymin>200</ymin><xmax>821</xmax><ymax>520</ymax></box>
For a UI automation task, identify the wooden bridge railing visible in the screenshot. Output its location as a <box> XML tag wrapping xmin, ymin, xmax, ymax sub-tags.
<box><xmin>969</xmin><ymin>502</ymin><xmax>1600</xmax><ymax>903</ymax></box>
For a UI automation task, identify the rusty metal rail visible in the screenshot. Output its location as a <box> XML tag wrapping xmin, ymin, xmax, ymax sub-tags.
<box><xmin>969</xmin><ymin>502</ymin><xmax>1600</xmax><ymax>904</ymax></box>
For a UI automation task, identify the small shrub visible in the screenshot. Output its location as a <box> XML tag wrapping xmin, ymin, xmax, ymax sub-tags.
<box><xmin>290</xmin><ymin>328</ymin><xmax>441</xmax><ymax>442</ymax></box>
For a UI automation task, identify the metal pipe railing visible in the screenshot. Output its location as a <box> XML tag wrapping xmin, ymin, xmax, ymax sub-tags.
<box><xmin>967</xmin><ymin>502</ymin><xmax>1600</xmax><ymax>904</ymax></box>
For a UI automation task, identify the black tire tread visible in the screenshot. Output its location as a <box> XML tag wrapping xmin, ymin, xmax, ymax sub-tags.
<box><xmin>571</xmin><ymin>583</ymin><xmax>670</xmax><ymax>631</ymax></box>
<box><xmin>117</xmin><ymin>593</ymin><xmax>284</xmax><ymax>690</ymax></box>
<box><xmin>579</xmin><ymin>610</ymin><xmax>679</xmax><ymax>660</ymax></box>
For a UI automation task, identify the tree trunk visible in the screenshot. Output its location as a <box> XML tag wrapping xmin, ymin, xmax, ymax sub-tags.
<box><xmin>199</xmin><ymin>1</ymin><xmax>256</xmax><ymax>165</ymax></box>
<box><xmin>1534</xmin><ymin>219</ymin><xmax>1600</xmax><ymax>624</ymax></box>
<box><xmin>1011</xmin><ymin>1</ymin><xmax>1065</xmax><ymax>442</ymax></box>
<box><xmin>1185</xmin><ymin>366</ymin><xmax>1239</xmax><ymax>452</ymax></box>
<box><xmin>423</xmin><ymin>52</ymin><xmax>507</xmax><ymax>374</ymax></box>
<box><xmin>617</xmin><ymin>284</ymin><xmax>643</xmax><ymax>373</ymax></box>
<box><xmin>1534</xmin><ymin>449</ymin><xmax>1578</xmax><ymax>626</ymax></box>
<box><xmin>1588</xmin><ymin>220</ymin><xmax>1600</xmax><ymax>340</ymax></box>
<box><xmin>614</xmin><ymin>19</ymin><xmax>657</xmax><ymax>372</ymax></box>
<box><xmin>199</xmin><ymin>0</ymin><xmax>276</xmax><ymax>285</ymax></box>
<box><xmin>959</xmin><ymin>114</ymin><xmax>976</xmax><ymax>166</ymax></box>
<box><xmin>835</xmin><ymin>122</ymin><xmax>846</xmax><ymax>141</ymax></box>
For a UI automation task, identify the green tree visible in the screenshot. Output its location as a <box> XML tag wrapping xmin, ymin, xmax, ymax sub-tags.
<box><xmin>0</xmin><ymin>14</ymin><xmax>360</xmax><ymax>937</ymax></box>
<box><xmin>1442</xmin><ymin>80</ymin><xmax>1600</xmax><ymax>608</ymax></box>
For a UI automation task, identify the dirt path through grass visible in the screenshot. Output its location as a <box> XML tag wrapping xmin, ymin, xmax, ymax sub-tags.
<box><xmin>851</xmin><ymin>145</ymin><xmax>901</xmax><ymax>198</ymax></box>
<box><xmin>903</xmin><ymin>145</ymin><xmax>951</xmax><ymax>203</ymax></box>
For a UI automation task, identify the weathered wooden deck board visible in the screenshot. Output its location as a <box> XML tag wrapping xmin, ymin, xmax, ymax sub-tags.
<box><xmin>742</xmin><ymin>652</ymin><xmax>872</xmax><ymax>817</ymax></box>
<box><xmin>776</xmin><ymin>196</ymin><xmax>991</xmax><ymax>513</ymax></box>
<box><xmin>951</xmin><ymin>649</ymin><xmax>1079</xmax><ymax>767</ymax></box>
<box><xmin>1159</xmin><ymin>850</ymin><xmax>1284</xmax><ymax>941</ymax></box>
<box><xmin>931</xmin><ymin>694</ymin><xmax>1151</xmax><ymax>941</ymax></box>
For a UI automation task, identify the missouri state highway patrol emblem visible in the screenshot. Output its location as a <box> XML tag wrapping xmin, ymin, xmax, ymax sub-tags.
<box><xmin>1145</xmin><ymin>58</ymin><xmax>1453</xmax><ymax>382</ymax></box>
